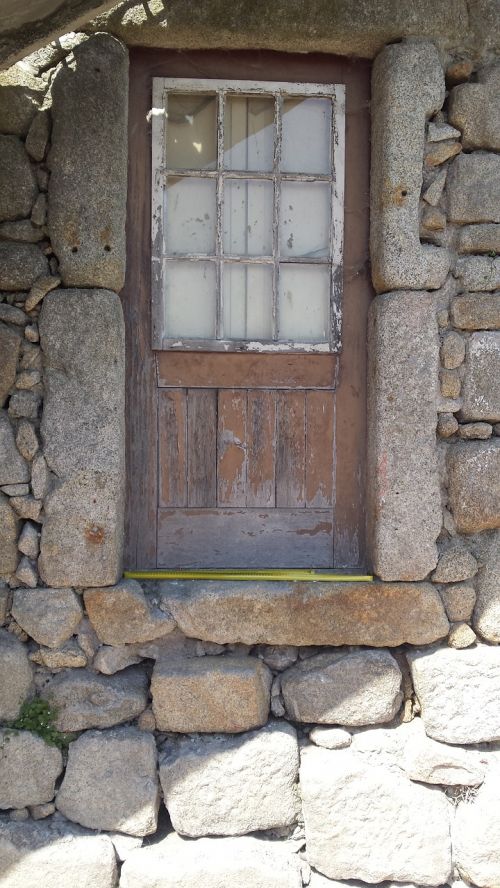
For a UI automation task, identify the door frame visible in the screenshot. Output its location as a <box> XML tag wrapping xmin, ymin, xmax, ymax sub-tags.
<box><xmin>122</xmin><ymin>48</ymin><xmax>372</xmax><ymax>571</ymax></box>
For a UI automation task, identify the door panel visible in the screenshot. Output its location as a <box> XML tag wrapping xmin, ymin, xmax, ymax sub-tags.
<box><xmin>156</xmin><ymin>352</ymin><xmax>337</xmax><ymax>389</ymax></box>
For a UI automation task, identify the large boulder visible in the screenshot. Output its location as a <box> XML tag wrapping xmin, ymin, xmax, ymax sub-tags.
<box><xmin>449</xmin><ymin>63</ymin><xmax>500</xmax><ymax>150</ymax></box>
<box><xmin>300</xmin><ymin>746</ymin><xmax>451</xmax><ymax>885</ymax></box>
<box><xmin>0</xmin><ymin>729</ymin><xmax>62</xmax><ymax>809</ymax></box>
<box><xmin>447</xmin><ymin>153</ymin><xmax>500</xmax><ymax>224</ymax></box>
<box><xmin>11</xmin><ymin>588</ymin><xmax>82</xmax><ymax>648</ymax></box>
<box><xmin>0</xmin><ymin>325</ymin><xmax>21</xmax><ymax>408</ymax></box>
<box><xmin>408</xmin><ymin>645</ymin><xmax>500</xmax><ymax>743</ymax></box>
<box><xmin>461</xmin><ymin>332</ymin><xmax>500</xmax><ymax>422</ymax></box>
<box><xmin>447</xmin><ymin>440</ymin><xmax>500</xmax><ymax>533</ymax></box>
<box><xmin>0</xmin><ymin>493</ymin><xmax>20</xmax><ymax>578</ymax></box>
<box><xmin>473</xmin><ymin>530</ymin><xmax>500</xmax><ymax>642</ymax></box>
<box><xmin>120</xmin><ymin>833</ymin><xmax>303</xmax><ymax>888</ymax></box>
<box><xmin>40</xmin><ymin>667</ymin><xmax>148</xmax><ymax>731</ymax></box>
<box><xmin>84</xmin><ymin>580</ymin><xmax>175</xmax><ymax>644</ymax></box>
<box><xmin>0</xmin><ymin>628</ymin><xmax>33</xmax><ymax>721</ymax></box>
<box><xmin>159</xmin><ymin>721</ymin><xmax>300</xmax><ymax>836</ymax></box>
<box><xmin>0</xmin><ymin>243</ymin><xmax>48</xmax><ymax>291</ymax></box>
<box><xmin>0</xmin><ymin>412</ymin><xmax>28</xmax><ymax>486</ymax></box>
<box><xmin>56</xmin><ymin>727</ymin><xmax>159</xmax><ymax>836</ymax></box>
<box><xmin>0</xmin><ymin>136</ymin><xmax>36</xmax><ymax>223</ymax></box>
<box><xmin>0</xmin><ymin>67</ymin><xmax>45</xmax><ymax>136</ymax></box>
<box><xmin>453</xmin><ymin>762</ymin><xmax>500</xmax><ymax>887</ymax></box>
<box><xmin>281</xmin><ymin>650</ymin><xmax>402</xmax><ymax>726</ymax></box>
<box><xmin>151</xmin><ymin>655</ymin><xmax>272</xmax><ymax>733</ymax></box>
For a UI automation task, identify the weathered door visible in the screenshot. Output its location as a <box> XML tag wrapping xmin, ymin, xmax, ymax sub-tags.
<box><xmin>124</xmin><ymin>51</ymin><xmax>371</xmax><ymax>571</ymax></box>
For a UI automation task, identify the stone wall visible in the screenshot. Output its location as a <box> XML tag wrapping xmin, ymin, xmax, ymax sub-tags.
<box><xmin>1</xmin><ymin>26</ymin><xmax>500</xmax><ymax>888</ymax></box>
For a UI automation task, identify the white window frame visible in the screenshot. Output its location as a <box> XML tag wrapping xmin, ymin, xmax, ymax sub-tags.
<box><xmin>151</xmin><ymin>77</ymin><xmax>345</xmax><ymax>353</ymax></box>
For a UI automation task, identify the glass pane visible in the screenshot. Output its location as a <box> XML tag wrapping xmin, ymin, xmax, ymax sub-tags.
<box><xmin>281</xmin><ymin>98</ymin><xmax>331</xmax><ymax>174</ymax></box>
<box><xmin>224</xmin><ymin>96</ymin><xmax>274</xmax><ymax>171</ymax></box>
<box><xmin>223</xmin><ymin>264</ymin><xmax>273</xmax><ymax>340</ymax></box>
<box><xmin>280</xmin><ymin>182</ymin><xmax>330</xmax><ymax>258</ymax></box>
<box><xmin>279</xmin><ymin>265</ymin><xmax>330</xmax><ymax>342</ymax></box>
<box><xmin>165</xmin><ymin>178</ymin><xmax>216</xmax><ymax>255</ymax></box>
<box><xmin>223</xmin><ymin>179</ymin><xmax>273</xmax><ymax>256</ymax></box>
<box><xmin>166</xmin><ymin>93</ymin><xmax>217</xmax><ymax>170</ymax></box>
<box><xmin>164</xmin><ymin>261</ymin><xmax>216</xmax><ymax>339</ymax></box>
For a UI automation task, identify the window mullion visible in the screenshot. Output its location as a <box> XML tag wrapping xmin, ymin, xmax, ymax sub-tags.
<box><xmin>272</xmin><ymin>94</ymin><xmax>282</xmax><ymax>342</ymax></box>
<box><xmin>216</xmin><ymin>90</ymin><xmax>225</xmax><ymax>340</ymax></box>
<box><xmin>330</xmin><ymin>85</ymin><xmax>346</xmax><ymax>351</ymax></box>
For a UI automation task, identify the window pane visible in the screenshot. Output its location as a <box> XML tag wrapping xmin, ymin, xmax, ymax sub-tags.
<box><xmin>164</xmin><ymin>261</ymin><xmax>216</xmax><ymax>338</ymax></box>
<box><xmin>223</xmin><ymin>264</ymin><xmax>273</xmax><ymax>340</ymax></box>
<box><xmin>280</xmin><ymin>181</ymin><xmax>330</xmax><ymax>258</ymax></box>
<box><xmin>165</xmin><ymin>178</ymin><xmax>216</xmax><ymax>255</ymax></box>
<box><xmin>279</xmin><ymin>265</ymin><xmax>330</xmax><ymax>342</ymax></box>
<box><xmin>166</xmin><ymin>94</ymin><xmax>217</xmax><ymax>170</ymax></box>
<box><xmin>224</xmin><ymin>96</ymin><xmax>274</xmax><ymax>171</ymax></box>
<box><xmin>223</xmin><ymin>179</ymin><xmax>273</xmax><ymax>256</ymax></box>
<box><xmin>281</xmin><ymin>98</ymin><xmax>331</xmax><ymax>174</ymax></box>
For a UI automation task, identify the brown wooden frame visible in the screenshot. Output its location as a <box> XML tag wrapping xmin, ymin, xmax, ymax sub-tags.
<box><xmin>123</xmin><ymin>48</ymin><xmax>372</xmax><ymax>570</ymax></box>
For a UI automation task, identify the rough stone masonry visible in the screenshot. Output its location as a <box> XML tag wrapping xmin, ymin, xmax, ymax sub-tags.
<box><xmin>1</xmin><ymin>8</ymin><xmax>500</xmax><ymax>888</ymax></box>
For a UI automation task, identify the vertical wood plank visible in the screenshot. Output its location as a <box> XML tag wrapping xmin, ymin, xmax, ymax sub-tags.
<box><xmin>276</xmin><ymin>391</ymin><xmax>305</xmax><ymax>507</ymax></box>
<box><xmin>187</xmin><ymin>388</ymin><xmax>217</xmax><ymax>506</ymax></box>
<box><xmin>306</xmin><ymin>390</ymin><xmax>334</xmax><ymax>507</ymax></box>
<box><xmin>247</xmin><ymin>390</ymin><xmax>276</xmax><ymax>507</ymax></box>
<box><xmin>158</xmin><ymin>389</ymin><xmax>187</xmax><ymax>507</ymax></box>
<box><xmin>217</xmin><ymin>389</ymin><xmax>247</xmax><ymax>506</ymax></box>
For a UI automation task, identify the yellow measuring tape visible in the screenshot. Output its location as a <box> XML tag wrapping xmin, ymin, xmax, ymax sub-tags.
<box><xmin>124</xmin><ymin>569</ymin><xmax>373</xmax><ymax>582</ymax></box>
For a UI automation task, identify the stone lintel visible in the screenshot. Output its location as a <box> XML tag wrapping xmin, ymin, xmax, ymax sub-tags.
<box><xmin>367</xmin><ymin>290</ymin><xmax>442</xmax><ymax>580</ymax></box>
<box><xmin>159</xmin><ymin>580</ymin><xmax>449</xmax><ymax>647</ymax></box>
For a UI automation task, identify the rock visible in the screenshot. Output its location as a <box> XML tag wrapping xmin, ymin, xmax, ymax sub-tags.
<box><xmin>75</xmin><ymin>617</ymin><xmax>99</xmax><ymax>660</ymax></box>
<box><xmin>425</xmin><ymin>139</ymin><xmax>461</xmax><ymax>166</ymax></box>
<box><xmin>473</xmin><ymin>530</ymin><xmax>500</xmax><ymax>642</ymax></box>
<box><xmin>255</xmin><ymin>645</ymin><xmax>299</xmax><ymax>671</ymax></box>
<box><xmin>84</xmin><ymin>579</ymin><xmax>175</xmax><ymax>644</ymax></box>
<box><xmin>121</xmin><ymin>832</ymin><xmax>303</xmax><ymax>888</ymax></box>
<box><xmin>458</xmin><ymin>224</ymin><xmax>500</xmax><ymax>255</ymax></box>
<box><xmin>448</xmin><ymin>622</ymin><xmax>477</xmax><ymax>648</ymax></box>
<box><xmin>0</xmin><ymin>137</ymin><xmax>36</xmax><ymax>225</ymax></box>
<box><xmin>2</xmin><ymin>484</ymin><xmax>29</xmax><ymax>497</ymax></box>
<box><xmin>107</xmin><ymin>831</ymin><xmax>142</xmax><ymax>862</ymax></box>
<box><xmin>458</xmin><ymin>422</ymin><xmax>493</xmax><ymax>439</ymax></box>
<box><xmin>0</xmin><ymin>817</ymin><xmax>118</xmax><ymax>888</ymax></box>
<box><xmin>431</xmin><ymin>543</ymin><xmax>478</xmax><ymax>582</ymax></box>
<box><xmin>9</xmin><ymin>495</ymin><xmax>41</xmax><ymax>521</ymax></box>
<box><xmin>281</xmin><ymin>650</ymin><xmax>402</xmax><ymax>726</ymax></box>
<box><xmin>449</xmin><ymin>63</ymin><xmax>500</xmax><ymax>150</ymax></box>
<box><xmin>29</xmin><ymin>802</ymin><xmax>55</xmax><ymax>820</ymax></box>
<box><xmin>437</xmin><ymin>412</ymin><xmax>458</xmax><ymax>437</ymax></box>
<box><xmin>454</xmin><ymin>763</ymin><xmax>500</xmax><ymax>887</ymax></box>
<box><xmin>93</xmin><ymin>645</ymin><xmax>143</xmax><ymax>675</ymax></box>
<box><xmin>0</xmin><ymin>729</ymin><xmax>62</xmax><ymax>809</ymax></box>
<box><xmin>400</xmin><ymin>718</ymin><xmax>485</xmax><ymax>786</ymax></box>
<box><xmin>49</xmin><ymin>35</ymin><xmax>128</xmax><ymax>292</ymax></box>
<box><xmin>30</xmin><ymin>193</ymin><xmax>47</xmax><ymax>228</ymax></box>
<box><xmin>461</xmin><ymin>332</ymin><xmax>500</xmax><ymax>422</ymax></box>
<box><xmin>41</xmin><ymin>666</ymin><xmax>148</xmax><ymax>731</ymax></box>
<box><xmin>428</xmin><ymin>121</ymin><xmax>461</xmax><ymax>141</ymax></box>
<box><xmin>0</xmin><ymin>67</ymin><xmax>45</xmax><ymax>136</ymax></box>
<box><xmin>25</xmin><ymin>110</ymin><xmax>51</xmax><ymax>162</ymax></box>
<box><xmin>8</xmin><ymin>390</ymin><xmax>41</xmax><ymax>420</ymax></box>
<box><xmin>19</xmin><ymin>341</ymin><xmax>41</xmax><ymax>372</ymax></box>
<box><xmin>448</xmin><ymin>153</ymin><xmax>500</xmax><ymax>224</ymax></box>
<box><xmin>447</xmin><ymin>440</ymin><xmax>500</xmax><ymax>533</ymax></box>
<box><xmin>440</xmin><ymin>583</ymin><xmax>476</xmax><ymax>622</ymax></box>
<box><xmin>409</xmin><ymin>645</ymin><xmax>500</xmax><ymax>743</ymax></box>
<box><xmin>152</xmin><ymin>654</ymin><xmax>271</xmax><ymax>733</ymax></box>
<box><xmin>0</xmin><ymin>628</ymin><xmax>33</xmax><ymax>720</ymax></box>
<box><xmin>446</xmin><ymin>59</ymin><xmax>474</xmax><ymax>85</ymax></box>
<box><xmin>161</xmin><ymin>580</ymin><xmax>449</xmax><ymax>646</ymax></box>
<box><xmin>421</xmin><ymin>205</ymin><xmax>446</xmax><ymax>232</ymax></box>
<box><xmin>38</xmin><ymin>290</ymin><xmax>125</xmax><ymax>588</ymax></box>
<box><xmin>0</xmin><ymin>305</ymin><xmax>27</xmax><ymax>326</ymax></box>
<box><xmin>0</xmin><ymin>412</ymin><xmax>28</xmax><ymax>486</ymax></box>
<box><xmin>14</xmin><ymin>557</ymin><xmax>37</xmax><ymax>589</ymax></box>
<box><xmin>15</xmin><ymin>420</ymin><xmax>38</xmax><ymax>461</ymax></box>
<box><xmin>367</xmin><ymin>291</ymin><xmax>441</xmax><ymax>580</ymax></box>
<box><xmin>371</xmin><ymin>42</ymin><xmax>449</xmax><ymax>293</ymax></box>
<box><xmin>0</xmin><ymin>323</ymin><xmax>21</xmax><ymax>408</ymax></box>
<box><xmin>30</xmin><ymin>640</ymin><xmax>87</xmax><ymax>670</ymax></box>
<box><xmin>24</xmin><ymin>275</ymin><xmax>60</xmax><ymax>312</ymax></box>
<box><xmin>0</xmin><ymin>585</ymin><xmax>11</xmax><ymax>624</ymax></box>
<box><xmin>159</xmin><ymin>721</ymin><xmax>300</xmax><ymax>836</ymax></box>
<box><xmin>24</xmin><ymin>324</ymin><xmax>39</xmax><ymax>343</ymax></box>
<box><xmin>440</xmin><ymin>368</ymin><xmax>460</xmax><ymax>398</ymax></box>
<box><xmin>440</xmin><ymin>330</ymin><xmax>465</xmax><ymax>368</ymax></box>
<box><xmin>15</xmin><ymin>370</ymin><xmax>41</xmax><ymax>390</ymax></box>
<box><xmin>0</xmin><ymin>220</ymin><xmax>44</xmax><ymax>243</ymax></box>
<box><xmin>452</xmin><ymin>292</ymin><xmax>500</xmax><ymax>330</ymax></box>
<box><xmin>11</xmin><ymin>588</ymin><xmax>82</xmax><ymax>648</ymax></box>
<box><xmin>30</xmin><ymin>453</ymin><xmax>50</xmax><ymax>500</ymax></box>
<box><xmin>309</xmin><ymin>727</ymin><xmax>352</xmax><ymax>749</ymax></box>
<box><xmin>0</xmin><ymin>492</ymin><xmax>20</xmax><ymax>577</ymax></box>
<box><xmin>456</xmin><ymin>256</ymin><xmax>500</xmax><ymax>292</ymax></box>
<box><xmin>56</xmin><ymin>727</ymin><xmax>159</xmax><ymax>836</ymax></box>
<box><xmin>300</xmin><ymin>746</ymin><xmax>451</xmax><ymax>884</ymax></box>
<box><xmin>0</xmin><ymin>243</ymin><xmax>48</xmax><ymax>292</ymax></box>
<box><xmin>137</xmin><ymin>708</ymin><xmax>156</xmax><ymax>732</ymax></box>
<box><xmin>422</xmin><ymin>168</ymin><xmax>447</xmax><ymax>206</ymax></box>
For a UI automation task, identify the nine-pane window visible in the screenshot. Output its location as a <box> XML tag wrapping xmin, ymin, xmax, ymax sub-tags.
<box><xmin>151</xmin><ymin>78</ymin><xmax>345</xmax><ymax>352</ymax></box>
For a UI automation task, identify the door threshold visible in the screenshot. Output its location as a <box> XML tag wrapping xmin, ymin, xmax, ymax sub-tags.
<box><xmin>124</xmin><ymin>569</ymin><xmax>373</xmax><ymax>582</ymax></box>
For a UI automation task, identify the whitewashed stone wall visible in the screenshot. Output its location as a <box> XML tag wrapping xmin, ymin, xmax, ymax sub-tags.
<box><xmin>0</xmin><ymin>28</ymin><xmax>500</xmax><ymax>888</ymax></box>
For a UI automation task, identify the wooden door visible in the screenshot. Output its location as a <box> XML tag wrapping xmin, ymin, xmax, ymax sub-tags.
<box><xmin>124</xmin><ymin>50</ymin><xmax>371</xmax><ymax>571</ymax></box>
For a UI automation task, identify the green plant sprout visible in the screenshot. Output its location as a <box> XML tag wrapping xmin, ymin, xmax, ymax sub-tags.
<box><xmin>8</xmin><ymin>699</ymin><xmax>75</xmax><ymax>749</ymax></box>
